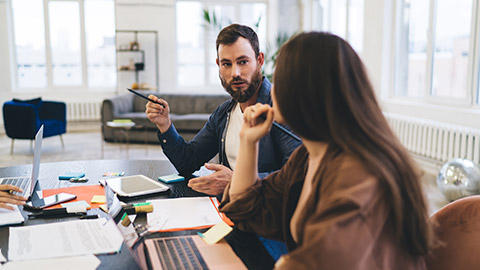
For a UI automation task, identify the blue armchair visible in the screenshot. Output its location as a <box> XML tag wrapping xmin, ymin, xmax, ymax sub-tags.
<box><xmin>3</xmin><ymin>98</ymin><xmax>66</xmax><ymax>153</ymax></box>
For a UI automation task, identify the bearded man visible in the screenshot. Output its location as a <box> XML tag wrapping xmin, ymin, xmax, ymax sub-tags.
<box><xmin>146</xmin><ymin>24</ymin><xmax>300</xmax><ymax>196</ymax></box>
<box><xmin>145</xmin><ymin>23</ymin><xmax>300</xmax><ymax>264</ymax></box>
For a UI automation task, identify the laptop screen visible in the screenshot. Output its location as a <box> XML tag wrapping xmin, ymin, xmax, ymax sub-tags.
<box><xmin>28</xmin><ymin>125</ymin><xmax>43</xmax><ymax>197</ymax></box>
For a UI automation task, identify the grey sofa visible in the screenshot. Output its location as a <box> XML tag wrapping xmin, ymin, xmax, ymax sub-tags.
<box><xmin>101</xmin><ymin>91</ymin><xmax>230</xmax><ymax>144</ymax></box>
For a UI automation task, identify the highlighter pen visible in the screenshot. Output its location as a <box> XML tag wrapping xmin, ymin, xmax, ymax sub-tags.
<box><xmin>122</xmin><ymin>203</ymin><xmax>154</xmax><ymax>215</ymax></box>
<box><xmin>127</xmin><ymin>88</ymin><xmax>166</xmax><ymax>108</ymax></box>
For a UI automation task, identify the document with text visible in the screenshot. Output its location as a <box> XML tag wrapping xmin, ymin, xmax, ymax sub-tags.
<box><xmin>8</xmin><ymin>219</ymin><xmax>124</xmax><ymax>261</ymax></box>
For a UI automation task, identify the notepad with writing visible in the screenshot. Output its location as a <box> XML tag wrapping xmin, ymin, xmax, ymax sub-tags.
<box><xmin>146</xmin><ymin>197</ymin><xmax>233</xmax><ymax>232</ymax></box>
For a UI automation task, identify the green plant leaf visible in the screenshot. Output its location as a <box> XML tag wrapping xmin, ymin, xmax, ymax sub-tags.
<box><xmin>203</xmin><ymin>9</ymin><xmax>211</xmax><ymax>24</ymax></box>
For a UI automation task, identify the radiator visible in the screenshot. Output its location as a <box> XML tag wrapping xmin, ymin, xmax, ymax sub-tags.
<box><xmin>66</xmin><ymin>101</ymin><xmax>101</xmax><ymax>122</ymax></box>
<box><xmin>384</xmin><ymin>113</ymin><xmax>480</xmax><ymax>172</ymax></box>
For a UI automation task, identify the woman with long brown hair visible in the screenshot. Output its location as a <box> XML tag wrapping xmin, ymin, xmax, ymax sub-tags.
<box><xmin>219</xmin><ymin>32</ymin><xmax>433</xmax><ymax>269</ymax></box>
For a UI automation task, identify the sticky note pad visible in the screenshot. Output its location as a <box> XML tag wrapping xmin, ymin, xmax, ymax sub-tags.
<box><xmin>91</xmin><ymin>195</ymin><xmax>106</xmax><ymax>204</ymax></box>
<box><xmin>158</xmin><ymin>174</ymin><xmax>185</xmax><ymax>183</ymax></box>
<box><xmin>198</xmin><ymin>220</ymin><xmax>233</xmax><ymax>245</ymax></box>
<box><xmin>61</xmin><ymin>200</ymin><xmax>91</xmax><ymax>209</ymax></box>
<box><xmin>59</xmin><ymin>172</ymin><xmax>86</xmax><ymax>180</ymax></box>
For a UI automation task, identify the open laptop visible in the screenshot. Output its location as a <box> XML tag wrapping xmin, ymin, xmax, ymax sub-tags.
<box><xmin>104</xmin><ymin>184</ymin><xmax>246</xmax><ymax>270</ymax></box>
<box><xmin>0</xmin><ymin>125</ymin><xmax>43</xmax><ymax>200</ymax></box>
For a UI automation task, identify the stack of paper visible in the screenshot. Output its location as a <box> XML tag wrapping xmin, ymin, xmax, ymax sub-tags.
<box><xmin>147</xmin><ymin>197</ymin><xmax>230</xmax><ymax>232</ymax></box>
<box><xmin>1</xmin><ymin>255</ymin><xmax>101</xmax><ymax>270</ymax></box>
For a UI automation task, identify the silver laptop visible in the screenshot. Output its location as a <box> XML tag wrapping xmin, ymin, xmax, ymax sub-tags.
<box><xmin>0</xmin><ymin>125</ymin><xmax>43</xmax><ymax>199</ymax></box>
<box><xmin>104</xmin><ymin>184</ymin><xmax>246</xmax><ymax>270</ymax></box>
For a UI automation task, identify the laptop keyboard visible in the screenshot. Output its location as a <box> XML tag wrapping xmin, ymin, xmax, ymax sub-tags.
<box><xmin>0</xmin><ymin>177</ymin><xmax>29</xmax><ymax>196</ymax></box>
<box><xmin>151</xmin><ymin>236</ymin><xmax>209</xmax><ymax>270</ymax></box>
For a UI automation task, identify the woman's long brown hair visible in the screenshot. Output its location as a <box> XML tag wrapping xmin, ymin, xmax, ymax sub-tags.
<box><xmin>273</xmin><ymin>32</ymin><xmax>432</xmax><ymax>256</ymax></box>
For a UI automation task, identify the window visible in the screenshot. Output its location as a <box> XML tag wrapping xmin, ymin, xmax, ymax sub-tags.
<box><xmin>316</xmin><ymin>0</ymin><xmax>365</xmax><ymax>55</ymax></box>
<box><xmin>394</xmin><ymin>0</ymin><xmax>477</xmax><ymax>104</ymax></box>
<box><xmin>176</xmin><ymin>0</ymin><xmax>267</xmax><ymax>92</ymax></box>
<box><xmin>10</xmin><ymin>0</ymin><xmax>116</xmax><ymax>91</ymax></box>
<box><xmin>11</xmin><ymin>0</ymin><xmax>47</xmax><ymax>88</ymax></box>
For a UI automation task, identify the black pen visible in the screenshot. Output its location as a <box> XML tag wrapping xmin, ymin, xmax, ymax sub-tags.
<box><xmin>127</xmin><ymin>88</ymin><xmax>166</xmax><ymax>108</ymax></box>
<box><xmin>80</xmin><ymin>214</ymin><xmax>99</xmax><ymax>219</ymax></box>
<box><xmin>28</xmin><ymin>207</ymin><xmax>86</xmax><ymax>219</ymax></box>
<box><xmin>257</xmin><ymin>113</ymin><xmax>301</xmax><ymax>142</ymax></box>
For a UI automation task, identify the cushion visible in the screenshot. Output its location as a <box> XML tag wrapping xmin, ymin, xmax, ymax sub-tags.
<box><xmin>12</xmin><ymin>97</ymin><xmax>43</xmax><ymax>109</ymax></box>
<box><xmin>426</xmin><ymin>195</ymin><xmax>480</xmax><ymax>270</ymax></box>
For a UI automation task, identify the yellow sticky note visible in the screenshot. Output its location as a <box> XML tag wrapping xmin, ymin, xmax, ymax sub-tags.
<box><xmin>198</xmin><ymin>220</ymin><xmax>233</xmax><ymax>245</ymax></box>
<box><xmin>91</xmin><ymin>195</ymin><xmax>106</xmax><ymax>204</ymax></box>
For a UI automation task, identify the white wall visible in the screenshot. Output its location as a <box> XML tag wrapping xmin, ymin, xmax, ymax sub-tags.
<box><xmin>115</xmin><ymin>0</ymin><xmax>176</xmax><ymax>92</ymax></box>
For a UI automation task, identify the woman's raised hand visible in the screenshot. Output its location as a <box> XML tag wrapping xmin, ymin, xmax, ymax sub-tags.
<box><xmin>240</xmin><ymin>103</ymin><xmax>274</xmax><ymax>143</ymax></box>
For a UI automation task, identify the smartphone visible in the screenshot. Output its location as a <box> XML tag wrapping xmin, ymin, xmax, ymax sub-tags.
<box><xmin>30</xmin><ymin>193</ymin><xmax>77</xmax><ymax>209</ymax></box>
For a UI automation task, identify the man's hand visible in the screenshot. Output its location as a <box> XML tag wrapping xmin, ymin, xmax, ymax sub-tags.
<box><xmin>145</xmin><ymin>95</ymin><xmax>172</xmax><ymax>133</ymax></box>
<box><xmin>0</xmin><ymin>185</ymin><xmax>27</xmax><ymax>211</ymax></box>
<box><xmin>187</xmin><ymin>163</ymin><xmax>233</xmax><ymax>195</ymax></box>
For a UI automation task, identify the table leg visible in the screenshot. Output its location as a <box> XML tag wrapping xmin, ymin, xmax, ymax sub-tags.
<box><xmin>144</xmin><ymin>126</ymin><xmax>148</xmax><ymax>156</ymax></box>
<box><xmin>125</xmin><ymin>128</ymin><xmax>129</xmax><ymax>159</ymax></box>
<box><xmin>101</xmin><ymin>125</ymin><xmax>104</xmax><ymax>159</ymax></box>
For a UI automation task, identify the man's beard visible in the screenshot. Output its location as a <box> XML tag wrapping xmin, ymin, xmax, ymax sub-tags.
<box><xmin>220</xmin><ymin>69</ymin><xmax>263</xmax><ymax>103</ymax></box>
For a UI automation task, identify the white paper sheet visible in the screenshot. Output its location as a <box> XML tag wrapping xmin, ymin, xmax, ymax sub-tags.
<box><xmin>147</xmin><ymin>197</ymin><xmax>223</xmax><ymax>231</ymax></box>
<box><xmin>1</xmin><ymin>254</ymin><xmax>101</xmax><ymax>270</ymax></box>
<box><xmin>0</xmin><ymin>206</ymin><xmax>24</xmax><ymax>226</ymax></box>
<box><xmin>8</xmin><ymin>219</ymin><xmax>123</xmax><ymax>261</ymax></box>
<box><xmin>0</xmin><ymin>248</ymin><xmax>7</xmax><ymax>263</ymax></box>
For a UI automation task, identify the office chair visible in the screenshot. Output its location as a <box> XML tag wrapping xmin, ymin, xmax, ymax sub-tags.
<box><xmin>426</xmin><ymin>195</ymin><xmax>480</xmax><ymax>270</ymax></box>
<box><xmin>3</xmin><ymin>98</ymin><xmax>66</xmax><ymax>154</ymax></box>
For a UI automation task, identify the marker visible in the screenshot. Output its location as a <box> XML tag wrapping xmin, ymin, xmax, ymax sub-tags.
<box><xmin>127</xmin><ymin>88</ymin><xmax>165</xmax><ymax>108</ymax></box>
<box><xmin>122</xmin><ymin>203</ymin><xmax>154</xmax><ymax>214</ymax></box>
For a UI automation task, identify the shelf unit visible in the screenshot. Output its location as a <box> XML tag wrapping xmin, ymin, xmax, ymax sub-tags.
<box><xmin>115</xmin><ymin>30</ymin><xmax>159</xmax><ymax>92</ymax></box>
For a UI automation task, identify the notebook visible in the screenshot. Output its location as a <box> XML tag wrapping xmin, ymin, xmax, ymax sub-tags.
<box><xmin>0</xmin><ymin>125</ymin><xmax>43</xmax><ymax>200</ymax></box>
<box><xmin>104</xmin><ymin>184</ymin><xmax>246</xmax><ymax>270</ymax></box>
